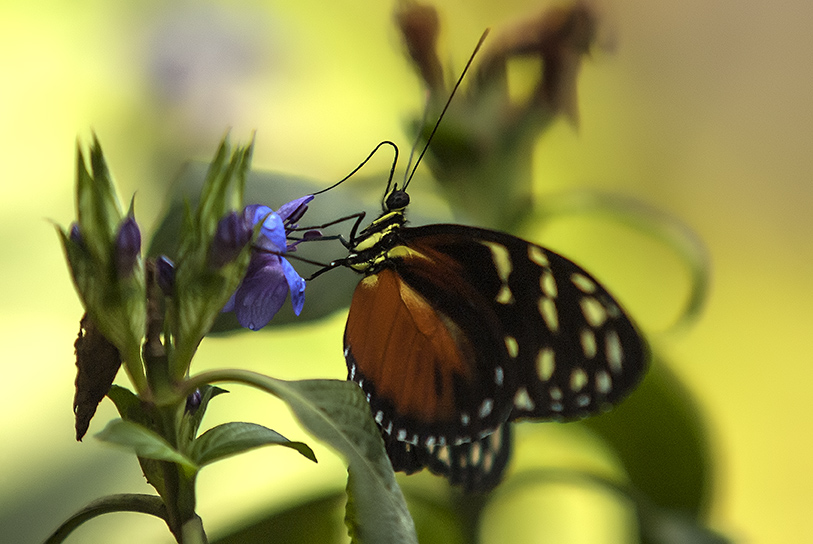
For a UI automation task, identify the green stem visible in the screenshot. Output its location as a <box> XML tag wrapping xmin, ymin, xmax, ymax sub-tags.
<box><xmin>180</xmin><ymin>368</ymin><xmax>281</xmax><ymax>398</ymax></box>
<box><xmin>122</xmin><ymin>345</ymin><xmax>150</xmax><ymax>399</ymax></box>
<box><xmin>44</xmin><ymin>494</ymin><xmax>167</xmax><ymax>544</ymax></box>
<box><xmin>153</xmin><ymin>402</ymin><xmax>202</xmax><ymax>542</ymax></box>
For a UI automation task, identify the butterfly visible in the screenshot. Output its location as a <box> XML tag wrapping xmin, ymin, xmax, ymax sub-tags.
<box><xmin>309</xmin><ymin>33</ymin><xmax>647</xmax><ymax>492</ymax></box>
<box><xmin>307</xmin><ymin>158</ymin><xmax>649</xmax><ymax>492</ymax></box>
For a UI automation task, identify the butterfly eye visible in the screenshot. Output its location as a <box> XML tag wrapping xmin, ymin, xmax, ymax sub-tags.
<box><xmin>385</xmin><ymin>190</ymin><xmax>410</xmax><ymax>211</ymax></box>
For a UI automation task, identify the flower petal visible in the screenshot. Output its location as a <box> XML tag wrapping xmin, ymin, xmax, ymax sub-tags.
<box><xmin>280</xmin><ymin>257</ymin><xmax>306</xmax><ymax>316</ymax></box>
<box><xmin>245</xmin><ymin>204</ymin><xmax>286</xmax><ymax>253</ymax></box>
<box><xmin>277</xmin><ymin>195</ymin><xmax>314</xmax><ymax>225</ymax></box>
<box><xmin>233</xmin><ymin>254</ymin><xmax>289</xmax><ymax>330</ymax></box>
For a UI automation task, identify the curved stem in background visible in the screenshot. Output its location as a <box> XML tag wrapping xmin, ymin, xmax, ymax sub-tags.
<box><xmin>44</xmin><ymin>494</ymin><xmax>170</xmax><ymax>544</ymax></box>
<box><xmin>529</xmin><ymin>189</ymin><xmax>711</xmax><ymax>334</ymax></box>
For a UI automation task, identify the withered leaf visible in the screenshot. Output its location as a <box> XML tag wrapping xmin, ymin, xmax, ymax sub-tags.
<box><xmin>74</xmin><ymin>313</ymin><xmax>122</xmax><ymax>440</ymax></box>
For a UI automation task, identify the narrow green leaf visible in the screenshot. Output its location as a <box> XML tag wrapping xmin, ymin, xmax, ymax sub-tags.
<box><xmin>638</xmin><ymin>504</ymin><xmax>731</xmax><ymax>544</ymax></box>
<box><xmin>186</xmin><ymin>372</ymin><xmax>418</xmax><ymax>544</ymax></box>
<box><xmin>190</xmin><ymin>421</ymin><xmax>316</xmax><ymax>467</ymax></box>
<box><xmin>44</xmin><ymin>493</ymin><xmax>167</xmax><ymax>544</ymax></box>
<box><xmin>580</xmin><ymin>361</ymin><xmax>713</xmax><ymax>516</ymax></box>
<box><xmin>96</xmin><ymin>419</ymin><xmax>197</xmax><ymax>472</ymax></box>
<box><xmin>180</xmin><ymin>385</ymin><xmax>229</xmax><ymax>445</ymax></box>
<box><xmin>106</xmin><ymin>385</ymin><xmax>147</xmax><ymax>425</ymax></box>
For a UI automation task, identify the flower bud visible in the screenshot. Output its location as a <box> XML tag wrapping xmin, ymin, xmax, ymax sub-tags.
<box><xmin>115</xmin><ymin>217</ymin><xmax>141</xmax><ymax>278</ymax></box>
<box><xmin>209</xmin><ymin>211</ymin><xmax>252</xmax><ymax>269</ymax></box>
<box><xmin>156</xmin><ymin>255</ymin><xmax>176</xmax><ymax>296</ymax></box>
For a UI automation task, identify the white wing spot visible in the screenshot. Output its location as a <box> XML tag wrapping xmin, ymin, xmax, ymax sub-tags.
<box><xmin>478</xmin><ymin>398</ymin><xmax>494</xmax><ymax>419</ymax></box>
<box><xmin>536</xmin><ymin>347</ymin><xmax>555</xmax><ymax>381</ymax></box>
<box><xmin>348</xmin><ymin>363</ymin><xmax>356</xmax><ymax>380</ymax></box>
<box><xmin>397</xmin><ymin>429</ymin><xmax>407</xmax><ymax>441</ymax></box>
<box><xmin>575</xmin><ymin>394</ymin><xmax>591</xmax><ymax>408</ymax></box>
<box><xmin>514</xmin><ymin>387</ymin><xmax>535</xmax><ymax>411</ymax></box>
<box><xmin>539</xmin><ymin>297</ymin><xmax>559</xmax><ymax>332</ymax></box>
<box><xmin>484</xmin><ymin>241</ymin><xmax>513</xmax><ymax>283</ymax></box>
<box><xmin>603</xmin><ymin>298</ymin><xmax>622</xmax><ymax>318</ymax></box>
<box><xmin>375</xmin><ymin>410</ymin><xmax>384</xmax><ymax>424</ymax></box>
<box><xmin>504</xmin><ymin>335</ymin><xmax>519</xmax><ymax>358</ymax></box>
<box><xmin>344</xmin><ymin>346</ymin><xmax>350</xmax><ymax>358</ymax></box>
<box><xmin>570</xmin><ymin>368</ymin><xmax>588</xmax><ymax>391</ymax></box>
<box><xmin>581</xmin><ymin>328</ymin><xmax>598</xmax><ymax>359</ymax></box>
<box><xmin>596</xmin><ymin>370</ymin><xmax>612</xmax><ymax>394</ymax></box>
<box><xmin>482</xmin><ymin>449</ymin><xmax>494</xmax><ymax>473</ymax></box>
<box><xmin>571</xmin><ymin>273</ymin><xmax>597</xmax><ymax>293</ymax></box>
<box><xmin>550</xmin><ymin>386</ymin><xmax>563</xmax><ymax>401</ymax></box>
<box><xmin>580</xmin><ymin>296</ymin><xmax>608</xmax><ymax>328</ymax></box>
<box><xmin>528</xmin><ymin>245</ymin><xmax>550</xmax><ymax>267</ymax></box>
<box><xmin>541</xmin><ymin>269</ymin><xmax>558</xmax><ymax>299</ymax></box>
<box><xmin>470</xmin><ymin>440</ymin><xmax>482</xmax><ymax>465</ymax></box>
<box><xmin>605</xmin><ymin>329</ymin><xmax>624</xmax><ymax>372</ymax></box>
<box><xmin>425</xmin><ymin>436</ymin><xmax>436</xmax><ymax>448</ymax></box>
<box><xmin>495</xmin><ymin>366</ymin><xmax>504</xmax><ymax>386</ymax></box>
<box><xmin>495</xmin><ymin>284</ymin><xmax>515</xmax><ymax>304</ymax></box>
<box><xmin>461</xmin><ymin>412</ymin><xmax>471</xmax><ymax>426</ymax></box>
<box><xmin>551</xmin><ymin>401</ymin><xmax>564</xmax><ymax>412</ymax></box>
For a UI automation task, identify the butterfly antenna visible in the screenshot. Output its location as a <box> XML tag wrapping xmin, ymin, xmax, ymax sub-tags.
<box><xmin>313</xmin><ymin>140</ymin><xmax>399</xmax><ymax>196</ymax></box>
<box><xmin>402</xmin><ymin>90</ymin><xmax>432</xmax><ymax>187</ymax></box>
<box><xmin>402</xmin><ymin>29</ymin><xmax>490</xmax><ymax>191</ymax></box>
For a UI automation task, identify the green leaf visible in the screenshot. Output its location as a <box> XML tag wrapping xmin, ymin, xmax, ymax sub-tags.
<box><xmin>190</xmin><ymin>421</ymin><xmax>316</xmax><ymax>467</ymax></box>
<box><xmin>580</xmin><ymin>360</ymin><xmax>713</xmax><ymax>516</ymax></box>
<box><xmin>186</xmin><ymin>372</ymin><xmax>418</xmax><ymax>544</ymax></box>
<box><xmin>96</xmin><ymin>419</ymin><xmax>197</xmax><ymax>473</ymax></box>
<box><xmin>44</xmin><ymin>493</ymin><xmax>167</xmax><ymax>544</ymax></box>
<box><xmin>107</xmin><ymin>384</ymin><xmax>150</xmax><ymax>426</ymax></box>
<box><xmin>211</xmin><ymin>492</ymin><xmax>346</xmax><ymax>544</ymax></box>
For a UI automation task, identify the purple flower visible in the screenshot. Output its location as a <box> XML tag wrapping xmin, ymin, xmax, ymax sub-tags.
<box><xmin>223</xmin><ymin>196</ymin><xmax>314</xmax><ymax>330</ymax></box>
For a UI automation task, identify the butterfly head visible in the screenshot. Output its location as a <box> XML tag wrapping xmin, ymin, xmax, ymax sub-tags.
<box><xmin>384</xmin><ymin>186</ymin><xmax>410</xmax><ymax>213</ymax></box>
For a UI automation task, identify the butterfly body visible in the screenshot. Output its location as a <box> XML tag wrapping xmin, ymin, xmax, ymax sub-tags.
<box><xmin>337</xmin><ymin>188</ymin><xmax>648</xmax><ymax>491</ymax></box>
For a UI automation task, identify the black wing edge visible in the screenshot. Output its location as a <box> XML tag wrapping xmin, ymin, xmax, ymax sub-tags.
<box><xmin>383</xmin><ymin>423</ymin><xmax>513</xmax><ymax>493</ymax></box>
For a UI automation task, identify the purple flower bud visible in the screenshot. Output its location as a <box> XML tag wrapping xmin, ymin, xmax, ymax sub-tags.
<box><xmin>69</xmin><ymin>223</ymin><xmax>84</xmax><ymax>246</ymax></box>
<box><xmin>156</xmin><ymin>255</ymin><xmax>175</xmax><ymax>296</ymax></box>
<box><xmin>115</xmin><ymin>217</ymin><xmax>141</xmax><ymax>277</ymax></box>
<box><xmin>185</xmin><ymin>388</ymin><xmax>202</xmax><ymax>414</ymax></box>
<box><xmin>210</xmin><ymin>211</ymin><xmax>252</xmax><ymax>268</ymax></box>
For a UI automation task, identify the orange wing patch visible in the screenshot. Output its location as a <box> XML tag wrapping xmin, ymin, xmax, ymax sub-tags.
<box><xmin>345</xmin><ymin>268</ymin><xmax>473</xmax><ymax>424</ymax></box>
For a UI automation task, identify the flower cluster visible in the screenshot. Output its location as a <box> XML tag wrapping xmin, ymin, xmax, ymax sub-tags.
<box><xmin>221</xmin><ymin>195</ymin><xmax>315</xmax><ymax>330</ymax></box>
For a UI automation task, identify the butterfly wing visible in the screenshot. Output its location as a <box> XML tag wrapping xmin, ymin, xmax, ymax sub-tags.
<box><xmin>344</xmin><ymin>223</ymin><xmax>648</xmax><ymax>491</ymax></box>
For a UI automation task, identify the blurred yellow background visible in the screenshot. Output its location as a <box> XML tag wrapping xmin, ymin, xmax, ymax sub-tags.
<box><xmin>1</xmin><ymin>1</ymin><xmax>810</xmax><ymax>542</ymax></box>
